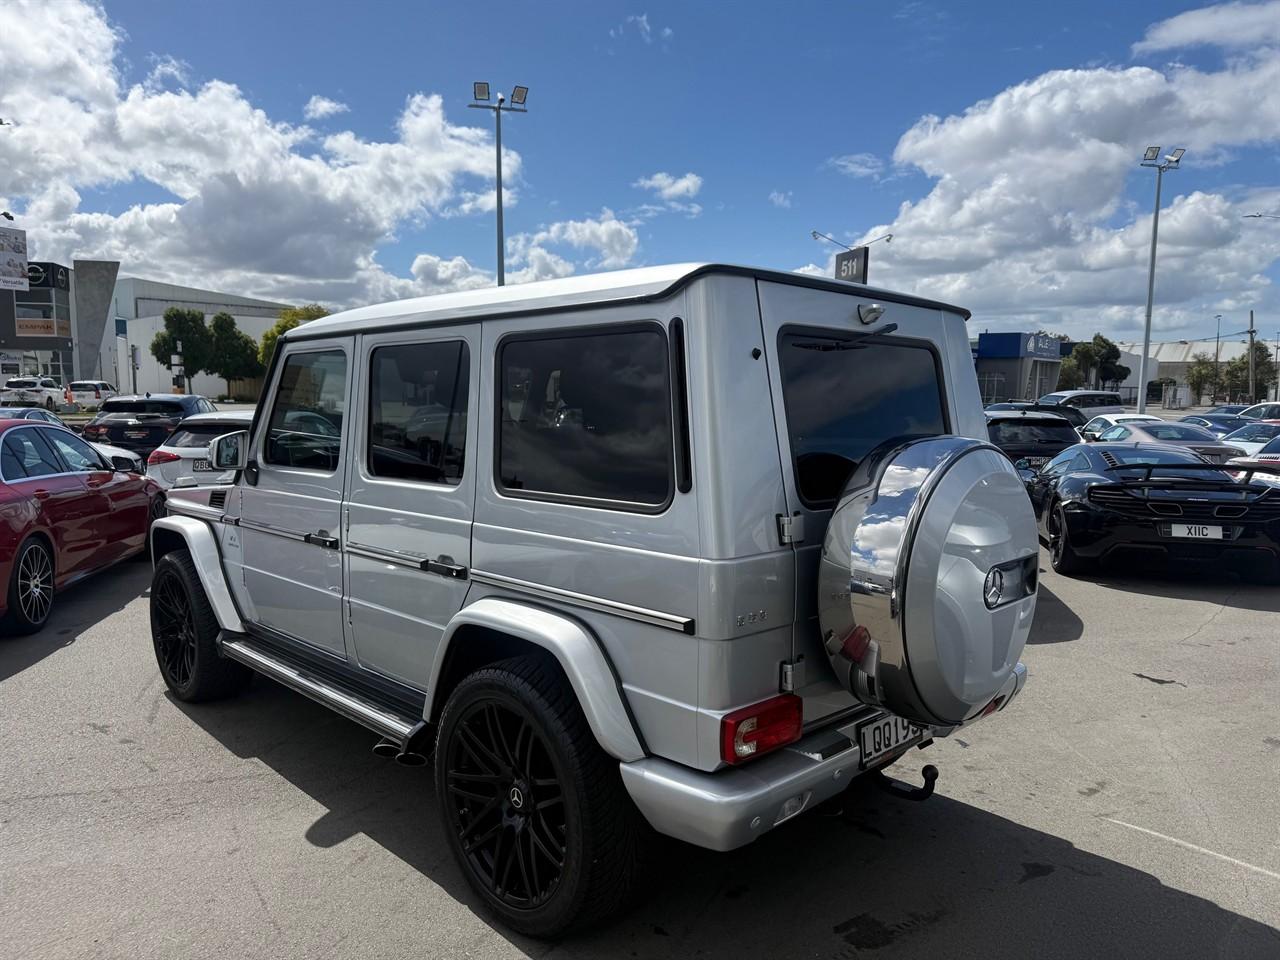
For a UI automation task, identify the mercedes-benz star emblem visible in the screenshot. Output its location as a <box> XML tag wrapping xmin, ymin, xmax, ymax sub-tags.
<box><xmin>508</xmin><ymin>786</ymin><xmax>524</xmax><ymax>809</ymax></box>
<box><xmin>983</xmin><ymin>567</ymin><xmax>1005</xmax><ymax>609</ymax></box>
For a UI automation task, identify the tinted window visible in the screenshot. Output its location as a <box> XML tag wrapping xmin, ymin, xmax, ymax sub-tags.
<box><xmin>1099</xmin><ymin>426</ymin><xmax>1129</xmax><ymax>441</ymax></box>
<box><xmin>1260</xmin><ymin>437</ymin><xmax>1280</xmax><ymax>455</ymax></box>
<box><xmin>1142</xmin><ymin>423</ymin><xmax>1213</xmax><ymax>441</ymax></box>
<box><xmin>2</xmin><ymin>429</ymin><xmax>64</xmax><ymax>479</ymax></box>
<box><xmin>1226</xmin><ymin>423</ymin><xmax>1280</xmax><ymax>442</ymax></box>
<box><xmin>101</xmin><ymin>399</ymin><xmax>185</xmax><ymax>415</ymax></box>
<box><xmin>265</xmin><ymin>350</ymin><xmax>346</xmax><ymax>471</ymax></box>
<box><xmin>6</xmin><ymin>379</ymin><xmax>36</xmax><ymax>388</ymax></box>
<box><xmin>779</xmin><ymin>334</ymin><xmax>946</xmax><ymax>506</ymax></box>
<box><xmin>498</xmin><ymin>328</ymin><xmax>672</xmax><ymax>507</ymax></box>
<box><xmin>1083</xmin><ymin>417</ymin><xmax>1107</xmax><ymax>434</ymax></box>
<box><xmin>44</xmin><ymin>430</ymin><xmax>104</xmax><ymax>471</ymax></box>
<box><xmin>166</xmin><ymin>423</ymin><xmax>242</xmax><ymax>447</ymax></box>
<box><xmin>1038</xmin><ymin>393</ymin><xmax>1066</xmax><ymax>405</ymax></box>
<box><xmin>369</xmin><ymin>340</ymin><xmax>469</xmax><ymax>485</ymax></box>
<box><xmin>69</xmin><ymin>381</ymin><xmax>95</xmax><ymax>390</ymax></box>
<box><xmin>988</xmin><ymin>420</ymin><xmax>1079</xmax><ymax>444</ymax></box>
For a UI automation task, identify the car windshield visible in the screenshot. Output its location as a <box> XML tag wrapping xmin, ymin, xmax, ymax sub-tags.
<box><xmin>1140</xmin><ymin>423</ymin><xmax>1214</xmax><ymax>441</ymax></box>
<box><xmin>100</xmin><ymin>399</ymin><xmax>185</xmax><ymax>415</ymax></box>
<box><xmin>988</xmin><ymin>420</ymin><xmax>1079</xmax><ymax>444</ymax></box>
<box><xmin>779</xmin><ymin>334</ymin><xmax>946</xmax><ymax>505</ymax></box>
<box><xmin>166</xmin><ymin>422</ymin><xmax>241</xmax><ymax>447</ymax></box>
<box><xmin>1224</xmin><ymin>423</ymin><xmax>1280</xmax><ymax>442</ymax></box>
<box><xmin>1037</xmin><ymin>393</ymin><xmax>1067</xmax><ymax>405</ymax></box>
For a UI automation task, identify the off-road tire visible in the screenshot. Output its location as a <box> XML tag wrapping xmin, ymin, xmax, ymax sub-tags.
<box><xmin>4</xmin><ymin>537</ymin><xmax>55</xmax><ymax>635</ymax></box>
<box><xmin>1048</xmin><ymin>503</ymin><xmax>1089</xmax><ymax>576</ymax></box>
<box><xmin>150</xmin><ymin>549</ymin><xmax>248</xmax><ymax>701</ymax></box>
<box><xmin>435</xmin><ymin>653</ymin><xmax>646</xmax><ymax>938</ymax></box>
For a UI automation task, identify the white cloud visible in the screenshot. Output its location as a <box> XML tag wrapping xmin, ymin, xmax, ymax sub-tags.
<box><xmin>302</xmin><ymin>95</ymin><xmax>349</xmax><ymax>120</ymax></box>
<box><xmin>508</xmin><ymin>208</ymin><xmax>639</xmax><ymax>271</ymax></box>
<box><xmin>1133</xmin><ymin>0</ymin><xmax>1280</xmax><ymax>53</ymax></box>
<box><xmin>143</xmin><ymin>55</ymin><xmax>190</xmax><ymax>94</ymax></box>
<box><xmin>769</xmin><ymin>190</ymin><xmax>792</xmax><ymax>208</ymax></box>
<box><xmin>808</xmin><ymin>4</ymin><xmax>1280</xmax><ymax>340</ymax></box>
<box><xmin>609</xmin><ymin>13</ymin><xmax>673</xmax><ymax>45</ymax></box>
<box><xmin>827</xmin><ymin>153</ymin><xmax>884</xmax><ymax>179</ymax></box>
<box><xmin>633</xmin><ymin>171</ymin><xmax>702</xmax><ymax>200</ymax></box>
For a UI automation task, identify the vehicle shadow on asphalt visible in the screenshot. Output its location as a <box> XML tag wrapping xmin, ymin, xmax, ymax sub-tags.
<box><xmin>1077</xmin><ymin>561</ymin><xmax>1280</xmax><ymax>613</ymax></box>
<box><xmin>176</xmin><ymin>679</ymin><xmax>1280</xmax><ymax>960</ymax></box>
<box><xmin>1026</xmin><ymin>583</ymin><xmax>1083</xmax><ymax>644</ymax></box>
<box><xmin>0</xmin><ymin>558</ymin><xmax>150</xmax><ymax>683</ymax></box>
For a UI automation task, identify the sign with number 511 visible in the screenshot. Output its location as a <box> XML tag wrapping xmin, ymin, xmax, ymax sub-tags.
<box><xmin>834</xmin><ymin>247</ymin><xmax>868</xmax><ymax>284</ymax></box>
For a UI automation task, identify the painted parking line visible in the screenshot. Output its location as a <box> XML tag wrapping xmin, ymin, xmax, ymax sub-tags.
<box><xmin>1103</xmin><ymin>817</ymin><xmax>1280</xmax><ymax>882</ymax></box>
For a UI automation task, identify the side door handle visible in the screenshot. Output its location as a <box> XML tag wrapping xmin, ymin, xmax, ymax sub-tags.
<box><xmin>305</xmin><ymin>532</ymin><xmax>340</xmax><ymax>550</ymax></box>
<box><xmin>425</xmin><ymin>556</ymin><xmax>467</xmax><ymax>579</ymax></box>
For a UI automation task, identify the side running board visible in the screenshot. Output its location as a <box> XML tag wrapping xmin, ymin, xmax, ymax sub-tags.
<box><xmin>221</xmin><ymin>637</ymin><xmax>419</xmax><ymax>746</ymax></box>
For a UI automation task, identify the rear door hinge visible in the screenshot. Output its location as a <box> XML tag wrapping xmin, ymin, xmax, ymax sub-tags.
<box><xmin>777</xmin><ymin>512</ymin><xmax>805</xmax><ymax>545</ymax></box>
<box><xmin>780</xmin><ymin>657</ymin><xmax>805</xmax><ymax>693</ymax></box>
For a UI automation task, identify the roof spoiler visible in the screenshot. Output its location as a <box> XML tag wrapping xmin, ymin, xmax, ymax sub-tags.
<box><xmin>1106</xmin><ymin>461</ymin><xmax>1280</xmax><ymax>485</ymax></box>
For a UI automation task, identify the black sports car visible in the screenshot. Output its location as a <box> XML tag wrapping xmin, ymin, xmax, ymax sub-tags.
<box><xmin>985</xmin><ymin>410</ymin><xmax>1081</xmax><ymax>469</ymax></box>
<box><xmin>1021</xmin><ymin>442</ymin><xmax>1280</xmax><ymax>582</ymax></box>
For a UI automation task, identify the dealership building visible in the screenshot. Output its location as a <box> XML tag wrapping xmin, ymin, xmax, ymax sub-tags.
<box><xmin>0</xmin><ymin>256</ymin><xmax>288</xmax><ymax>397</ymax></box>
<box><xmin>971</xmin><ymin>332</ymin><xmax>1065</xmax><ymax>403</ymax></box>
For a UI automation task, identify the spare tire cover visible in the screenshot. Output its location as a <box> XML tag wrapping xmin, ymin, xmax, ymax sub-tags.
<box><xmin>817</xmin><ymin>436</ymin><xmax>1038</xmax><ymax>726</ymax></box>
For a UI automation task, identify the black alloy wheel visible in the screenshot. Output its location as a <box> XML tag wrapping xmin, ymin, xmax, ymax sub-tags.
<box><xmin>5</xmin><ymin>538</ymin><xmax>55</xmax><ymax>634</ymax></box>
<box><xmin>152</xmin><ymin>565</ymin><xmax>197</xmax><ymax>689</ymax></box>
<box><xmin>443</xmin><ymin>698</ymin><xmax>567</xmax><ymax>911</ymax></box>
<box><xmin>1048</xmin><ymin>503</ymin><xmax>1087</xmax><ymax>575</ymax></box>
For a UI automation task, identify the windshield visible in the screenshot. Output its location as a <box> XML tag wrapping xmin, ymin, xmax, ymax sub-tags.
<box><xmin>988</xmin><ymin>420</ymin><xmax>1079</xmax><ymax>444</ymax></box>
<box><xmin>778</xmin><ymin>334</ymin><xmax>946</xmax><ymax>506</ymax></box>
<box><xmin>1037</xmin><ymin>393</ymin><xmax>1067</xmax><ymax>405</ymax></box>
<box><xmin>101</xmin><ymin>399</ymin><xmax>185</xmax><ymax>415</ymax></box>
<box><xmin>1224</xmin><ymin>423</ymin><xmax>1280</xmax><ymax>442</ymax></box>
<box><xmin>1140</xmin><ymin>423</ymin><xmax>1215</xmax><ymax>441</ymax></box>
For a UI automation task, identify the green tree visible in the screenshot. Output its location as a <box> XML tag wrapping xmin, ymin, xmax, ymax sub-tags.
<box><xmin>1091</xmin><ymin>334</ymin><xmax>1128</xmax><ymax>387</ymax></box>
<box><xmin>209</xmin><ymin>312</ymin><xmax>264</xmax><ymax>398</ymax></box>
<box><xmin>1070</xmin><ymin>341</ymin><xmax>1098</xmax><ymax>386</ymax></box>
<box><xmin>1222</xmin><ymin>342</ymin><xmax>1277</xmax><ymax>402</ymax></box>
<box><xmin>1185</xmin><ymin>352</ymin><xmax>1217</xmax><ymax>404</ymax></box>
<box><xmin>1056</xmin><ymin>355</ymin><xmax>1085</xmax><ymax>390</ymax></box>
<box><xmin>259</xmin><ymin>303</ymin><xmax>329</xmax><ymax>367</ymax></box>
<box><xmin>150</xmin><ymin>307</ymin><xmax>213</xmax><ymax>392</ymax></box>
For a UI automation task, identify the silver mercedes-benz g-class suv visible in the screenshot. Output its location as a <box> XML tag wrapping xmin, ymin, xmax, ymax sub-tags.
<box><xmin>149</xmin><ymin>264</ymin><xmax>1036</xmax><ymax>936</ymax></box>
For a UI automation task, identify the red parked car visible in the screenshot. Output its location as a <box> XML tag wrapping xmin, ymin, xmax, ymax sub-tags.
<box><xmin>0</xmin><ymin>421</ymin><xmax>161</xmax><ymax>634</ymax></box>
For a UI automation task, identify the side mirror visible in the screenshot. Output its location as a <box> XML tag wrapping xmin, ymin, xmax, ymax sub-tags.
<box><xmin>110</xmin><ymin>455</ymin><xmax>138</xmax><ymax>473</ymax></box>
<box><xmin>1014</xmin><ymin>458</ymin><xmax>1031</xmax><ymax>471</ymax></box>
<box><xmin>209</xmin><ymin>430</ymin><xmax>249</xmax><ymax>471</ymax></box>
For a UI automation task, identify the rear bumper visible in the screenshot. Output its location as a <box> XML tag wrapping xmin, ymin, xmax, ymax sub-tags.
<box><xmin>1064</xmin><ymin>508</ymin><xmax>1280</xmax><ymax>564</ymax></box>
<box><xmin>621</xmin><ymin>662</ymin><xmax>1027</xmax><ymax>852</ymax></box>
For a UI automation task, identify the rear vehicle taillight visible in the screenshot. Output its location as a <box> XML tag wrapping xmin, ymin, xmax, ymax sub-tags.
<box><xmin>94</xmin><ymin>387</ymin><xmax>101</xmax><ymax>399</ymax></box>
<box><xmin>720</xmin><ymin>694</ymin><xmax>802</xmax><ymax>765</ymax></box>
<box><xmin>147</xmin><ymin>450</ymin><xmax>181</xmax><ymax>465</ymax></box>
<box><xmin>83</xmin><ymin>424</ymin><xmax>104</xmax><ymax>438</ymax></box>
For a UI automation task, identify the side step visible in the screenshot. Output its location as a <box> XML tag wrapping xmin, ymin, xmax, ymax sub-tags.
<box><xmin>221</xmin><ymin>638</ymin><xmax>419</xmax><ymax>745</ymax></box>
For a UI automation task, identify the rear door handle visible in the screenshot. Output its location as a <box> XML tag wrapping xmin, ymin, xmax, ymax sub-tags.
<box><xmin>425</xmin><ymin>556</ymin><xmax>467</xmax><ymax>579</ymax></box>
<box><xmin>305</xmin><ymin>532</ymin><xmax>340</xmax><ymax>550</ymax></box>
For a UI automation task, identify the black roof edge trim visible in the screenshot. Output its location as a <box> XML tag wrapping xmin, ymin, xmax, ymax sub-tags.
<box><xmin>282</xmin><ymin>264</ymin><xmax>971</xmax><ymax>343</ymax></box>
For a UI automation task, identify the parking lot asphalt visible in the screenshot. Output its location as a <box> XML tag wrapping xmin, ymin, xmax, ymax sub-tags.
<box><xmin>1</xmin><ymin>555</ymin><xmax>1277</xmax><ymax>960</ymax></box>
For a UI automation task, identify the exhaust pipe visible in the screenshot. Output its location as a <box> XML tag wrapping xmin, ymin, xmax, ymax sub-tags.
<box><xmin>372</xmin><ymin>721</ymin><xmax>433</xmax><ymax>766</ymax></box>
<box><xmin>394</xmin><ymin>751</ymin><xmax>428</xmax><ymax>767</ymax></box>
<box><xmin>371</xmin><ymin>738</ymin><xmax>399</xmax><ymax>759</ymax></box>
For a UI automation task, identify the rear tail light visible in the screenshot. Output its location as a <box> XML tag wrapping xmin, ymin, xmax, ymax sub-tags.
<box><xmin>93</xmin><ymin>387</ymin><xmax>101</xmax><ymax>399</ymax></box>
<box><xmin>83</xmin><ymin>425</ymin><xmax>104</xmax><ymax>438</ymax></box>
<box><xmin>147</xmin><ymin>450</ymin><xmax>181</xmax><ymax>465</ymax></box>
<box><xmin>720</xmin><ymin>694</ymin><xmax>802</xmax><ymax>765</ymax></box>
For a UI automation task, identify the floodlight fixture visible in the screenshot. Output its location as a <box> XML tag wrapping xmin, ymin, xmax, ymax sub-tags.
<box><xmin>511</xmin><ymin>85</ymin><xmax>528</xmax><ymax>106</ymax></box>
<box><xmin>1143</xmin><ymin>145</ymin><xmax>1161</xmax><ymax>162</ymax></box>
<box><xmin>1167</xmin><ymin>147</ymin><xmax>1185</xmax><ymax>164</ymax></box>
<box><xmin>473</xmin><ymin>81</ymin><xmax>490</xmax><ymax>102</ymax></box>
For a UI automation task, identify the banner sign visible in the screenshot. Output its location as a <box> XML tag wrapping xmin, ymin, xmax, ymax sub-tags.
<box><xmin>0</xmin><ymin>227</ymin><xmax>29</xmax><ymax>292</ymax></box>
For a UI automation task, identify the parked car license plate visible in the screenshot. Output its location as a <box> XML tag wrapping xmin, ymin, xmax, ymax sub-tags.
<box><xmin>1026</xmin><ymin>457</ymin><xmax>1048</xmax><ymax>467</ymax></box>
<box><xmin>192</xmin><ymin>458</ymin><xmax>214</xmax><ymax>472</ymax></box>
<box><xmin>857</xmin><ymin>714</ymin><xmax>924</xmax><ymax>768</ymax></box>
<box><xmin>125</xmin><ymin>430</ymin><xmax>148</xmax><ymax>439</ymax></box>
<box><xmin>1172</xmin><ymin>523</ymin><xmax>1223</xmax><ymax>539</ymax></box>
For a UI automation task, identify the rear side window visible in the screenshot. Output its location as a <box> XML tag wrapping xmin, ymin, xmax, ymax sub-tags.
<box><xmin>497</xmin><ymin>326</ymin><xmax>673</xmax><ymax>508</ymax></box>
<box><xmin>369</xmin><ymin>340</ymin><xmax>470</xmax><ymax>485</ymax></box>
<box><xmin>2</xmin><ymin>429</ymin><xmax>64</xmax><ymax>479</ymax></box>
<box><xmin>778</xmin><ymin>333</ymin><xmax>947</xmax><ymax>506</ymax></box>
<box><xmin>987</xmin><ymin>420</ymin><xmax>1079</xmax><ymax>444</ymax></box>
<box><xmin>265</xmin><ymin>350</ymin><xmax>347</xmax><ymax>472</ymax></box>
<box><xmin>167</xmin><ymin>423</ymin><xmax>241</xmax><ymax>447</ymax></box>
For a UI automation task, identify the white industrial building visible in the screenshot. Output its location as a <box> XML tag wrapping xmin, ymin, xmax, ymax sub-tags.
<box><xmin>97</xmin><ymin>277</ymin><xmax>289</xmax><ymax>398</ymax></box>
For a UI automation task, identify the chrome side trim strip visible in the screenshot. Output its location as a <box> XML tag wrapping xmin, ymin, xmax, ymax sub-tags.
<box><xmin>346</xmin><ymin>541</ymin><xmax>427</xmax><ymax>570</ymax></box>
<box><xmin>238</xmin><ymin>517</ymin><xmax>308</xmax><ymax>543</ymax></box>
<box><xmin>221</xmin><ymin>638</ymin><xmax>416</xmax><ymax>742</ymax></box>
<box><xmin>469</xmin><ymin>569</ymin><xmax>694</xmax><ymax>634</ymax></box>
<box><xmin>165</xmin><ymin>500</ymin><xmax>225</xmax><ymax>522</ymax></box>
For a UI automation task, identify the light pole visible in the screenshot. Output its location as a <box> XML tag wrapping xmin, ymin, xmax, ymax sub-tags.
<box><xmin>1136</xmin><ymin>146</ymin><xmax>1184</xmax><ymax>413</ymax></box>
<box><xmin>1214</xmin><ymin>313</ymin><xmax>1222</xmax><ymax>400</ymax></box>
<box><xmin>469</xmin><ymin>83</ymin><xmax>528</xmax><ymax>286</ymax></box>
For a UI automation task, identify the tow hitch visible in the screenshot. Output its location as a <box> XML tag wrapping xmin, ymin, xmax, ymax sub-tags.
<box><xmin>871</xmin><ymin>763</ymin><xmax>938</xmax><ymax>802</ymax></box>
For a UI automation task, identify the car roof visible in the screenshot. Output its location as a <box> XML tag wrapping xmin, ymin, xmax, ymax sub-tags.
<box><xmin>1044</xmin><ymin>390</ymin><xmax>1119</xmax><ymax>398</ymax></box>
<box><xmin>176</xmin><ymin>410</ymin><xmax>252</xmax><ymax>423</ymax></box>
<box><xmin>106</xmin><ymin>394</ymin><xmax>199</xmax><ymax>402</ymax></box>
<box><xmin>984</xmin><ymin>410</ymin><xmax>1072</xmax><ymax>423</ymax></box>
<box><xmin>288</xmin><ymin>263</ymin><xmax>972</xmax><ymax>342</ymax></box>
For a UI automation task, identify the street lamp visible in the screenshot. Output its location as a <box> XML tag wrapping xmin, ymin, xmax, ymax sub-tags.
<box><xmin>469</xmin><ymin>83</ymin><xmax>529</xmax><ymax>286</ymax></box>
<box><xmin>1214</xmin><ymin>314</ymin><xmax>1223</xmax><ymax>400</ymax></box>
<box><xmin>1243</xmin><ymin>212</ymin><xmax>1280</xmax><ymax>220</ymax></box>
<box><xmin>1135</xmin><ymin>146</ymin><xmax>1185</xmax><ymax>413</ymax></box>
<box><xmin>810</xmin><ymin>230</ymin><xmax>892</xmax><ymax>250</ymax></box>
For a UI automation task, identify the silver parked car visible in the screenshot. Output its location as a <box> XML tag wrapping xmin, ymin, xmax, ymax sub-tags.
<box><xmin>1092</xmin><ymin>420</ymin><xmax>1246</xmax><ymax>462</ymax></box>
<box><xmin>150</xmin><ymin>264</ymin><xmax>1037</xmax><ymax>936</ymax></box>
<box><xmin>145</xmin><ymin>409</ymin><xmax>254</xmax><ymax>489</ymax></box>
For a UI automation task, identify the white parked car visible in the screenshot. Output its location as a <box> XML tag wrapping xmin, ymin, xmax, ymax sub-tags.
<box><xmin>1037</xmin><ymin>389</ymin><xmax>1125</xmax><ymax>419</ymax></box>
<box><xmin>1079</xmin><ymin>412</ymin><xmax>1163</xmax><ymax>441</ymax></box>
<box><xmin>1239</xmin><ymin>401</ymin><xmax>1280</xmax><ymax>420</ymax></box>
<box><xmin>68</xmin><ymin>380</ymin><xmax>118</xmax><ymax>410</ymax></box>
<box><xmin>1220</xmin><ymin>421</ymin><xmax>1280</xmax><ymax>457</ymax></box>
<box><xmin>145</xmin><ymin>410</ymin><xmax>254</xmax><ymax>489</ymax></box>
<box><xmin>0</xmin><ymin>376</ymin><xmax>63</xmax><ymax>410</ymax></box>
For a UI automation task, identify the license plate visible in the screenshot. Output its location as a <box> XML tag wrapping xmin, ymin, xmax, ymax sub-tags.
<box><xmin>1172</xmin><ymin>523</ymin><xmax>1223</xmax><ymax>539</ymax></box>
<box><xmin>858</xmin><ymin>714</ymin><xmax>924</xmax><ymax>768</ymax></box>
<box><xmin>125</xmin><ymin>430</ymin><xmax>148</xmax><ymax>439</ymax></box>
<box><xmin>192</xmin><ymin>458</ymin><xmax>214</xmax><ymax>472</ymax></box>
<box><xmin>1026</xmin><ymin>457</ymin><xmax>1048</xmax><ymax>467</ymax></box>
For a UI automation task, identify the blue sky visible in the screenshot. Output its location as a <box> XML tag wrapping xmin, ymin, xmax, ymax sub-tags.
<box><xmin>3</xmin><ymin>0</ymin><xmax>1279</xmax><ymax>343</ymax></box>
